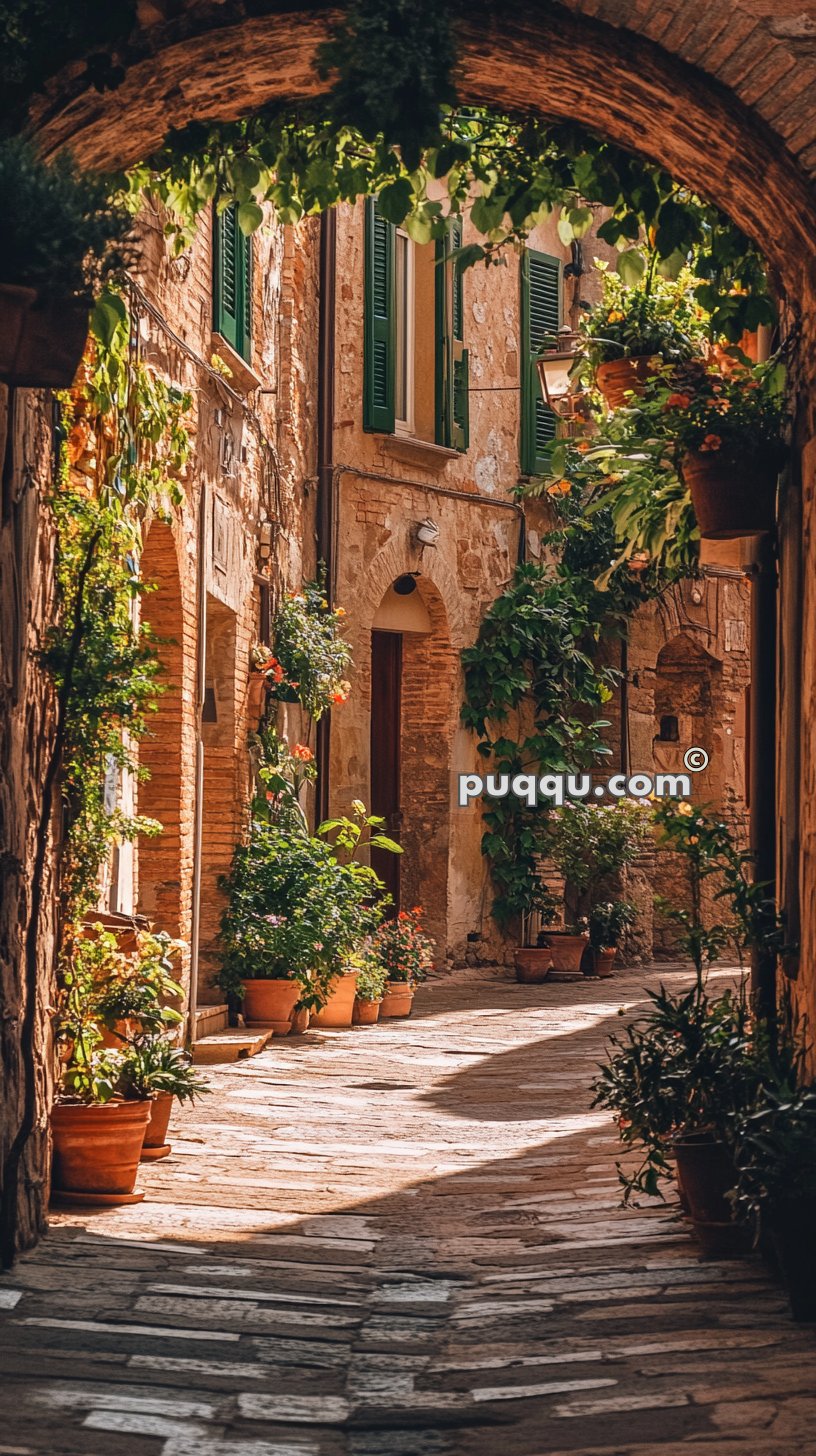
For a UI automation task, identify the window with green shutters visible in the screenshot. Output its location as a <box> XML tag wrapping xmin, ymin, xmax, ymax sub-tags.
<box><xmin>520</xmin><ymin>248</ymin><xmax>562</xmax><ymax>475</ymax></box>
<box><xmin>363</xmin><ymin>199</ymin><xmax>469</xmax><ymax>450</ymax></box>
<box><xmin>435</xmin><ymin>218</ymin><xmax>469</xmax><ymax>452</ymax></box>
<box><xmin>213</xmin><ymin>203</ymin><xmax>252</xmax><ymax>362</ymax></box>
<box><xmin>363</xmin><ymin>196</ymin><xmax>396</xmax><ymax>433</ymax></box>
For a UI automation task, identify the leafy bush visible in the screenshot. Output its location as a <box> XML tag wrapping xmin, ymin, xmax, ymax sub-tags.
<box><xmin>264</xmin><ymin>573</ymin><xmax>352</xmax><ymax>720</ymax></box>
<box><xmin>588</xmin><ymin>898</ymin><xmax>636</xmax><ymax>950</ymax></box>
<box><xmin>351</xmin><ymin>944</ymin><xmax>389</xmax><ymax>1003</ymax></box>
<box><xmin>545</xmin><ymin>800</ymin><xmax>651</xmax><ymax>921</ymax></box>
<box><xmin>730</xmin><ymin>1077</ymin><xmax>816</xmax><ymax>1228</ymax></box>
<box><xmin>374</xmin><ymin>907</ymin><xmax>435</xmax><ymax>984</ymax></box>
<box><xmin>117</xmin><ymin>1036</ymin><xmax>210</xmax><ymax>1104</ymax></box>
<box><xmin>218</xmin><ymin>821</ymin><xmax>385</xmax><ymax>1008</ymax></box>
<box><xmin>0</xmin><ymin>138</ymin><xmax>135</xmax><ymax>300</ymax></box>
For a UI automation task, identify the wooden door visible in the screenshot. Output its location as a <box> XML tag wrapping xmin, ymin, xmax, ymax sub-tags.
<box><xmin>370</xmin><ymin>630</ymin><xmax>402</xmax><ymax>911</ymax></box>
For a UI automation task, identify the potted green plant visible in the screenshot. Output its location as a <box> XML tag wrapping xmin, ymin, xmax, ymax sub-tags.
<box><xmin>117</xmin><ymin>1036</ymin><xmax>209</xmax><ymax>1162</ymax></box>
<box><xmin>579</xmin><ymin>268</ymin><xmax>702</xmax><ymax>410</ymax></box>
<box><xmin>543</xmin><ymin>801</ymin><xmax>650</xmax><ymax>979</ymax></box>
<box><xmin>0</xmin><ymin>138</ymin><xmax>135</xmax><ymax>388</ymax></box>
<box><xmin>730</xmin><ymin>1079</ymin><xmax>816</xmax><ymax>1320</ymax></box>
<box><xmin>80</xmin><ymin>926</ymin><xmax>185</xmax><ymax>1047</ymax></box>
<box><xmin>351</xmin><ymin>946</ymin><xmax>388</xmax><ymax>1025</ymax></box>
<box><xmin>651</xmin><ymin>356</ymin><xmax>787</xmax><ymax>538</ymax></box>
<box><xmin>53</xmin><ymin>957</ymin><xmax>151</xmax><ymax>1205</ymax></box>
<box><xmin>375</xmin><ymin>908</ymin><xmax>434</xmax><ymax>1018</ymax></box>
<box><xmin>587</xmin><ymin>899</ymin><xmax>636</xmax><ymax>977</ymax></box>
<box><xmin>265</xmin><ymin>572</ymin><xmax>352</xmax><ymax>720</ymax></box>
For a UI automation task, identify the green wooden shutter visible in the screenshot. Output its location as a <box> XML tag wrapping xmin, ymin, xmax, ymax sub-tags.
<box><xmin>520</xmin><ymin>249</ymin><xmax>562</xmax><ymax>475</ymax></box>
<box><xmin>214</xmin><ymin>203</ymin><xmax>251</xmax><ymax>361</ymax></box>
<box><xmin>364</xmin><ymin>197</ymin><xmax>396</xmax><ymax>433</ymax></box>
<box><xmin>435</xmin><ymin>219</ymin><xmax>469</xmax><ymax>451</ymax></box>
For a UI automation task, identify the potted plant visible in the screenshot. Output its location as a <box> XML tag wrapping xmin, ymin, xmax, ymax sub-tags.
<box><xmin>730</xmin><ymin>1079</ymin><xmax>816</xmax><ymax>1320</ymax></box>
<box><xmin>352</xmin><ymin>947</ymin><xmax>388</xmax><ymax>1025</ymax></box>
<box><xmin>117</xmin><ymin>1036</ymin><xmax>209</xmax><ymax>1162</ymax></box>
<box><xmin>266</xmin><ymin>572</ymin><xmax>352</xmax><ymax>720</ymax></box>
<box><xmin>654</xmin><ymin>356</ymin><xmax>787</xmax><ymax>538</ymax></box>
<box><xmin>52</xmin><ymin>957</ymin><xmax>151</xmax><ymax>1205</ymax></box>
<box><xmin>80</xmin><ymin>926</ymin><xmax>185</xmax><ymax>1047</ymax></box>
<box><xmin>587</xmin><ymin>899</ymin><xmax>635</xmax><ymax>977</ymax></box>
<box><xmin>0</xmin><ymin>138</ymin><xmax>135</xmax><ymax>388</ymax></box>
<box><xmin>579</xmin><ymin>268</ymin><xmax>702</xmax><ymax>410</ymax></box>
<box><xmin>310</xmin><ymin>804</ymin><xmax>400</xmax><ymax>1028</ymax></box>
<box><xmin>543</xmin><ymin>800</ymin><xmax>650</xmax><ymax>980</ymax></box>
<box><xmin>375</xmin><ymin>907</ymin><xmax>434</xmax><ymax>1018</ymax></box>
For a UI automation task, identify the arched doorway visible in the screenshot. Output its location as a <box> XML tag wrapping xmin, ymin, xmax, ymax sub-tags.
<box><xmin>370</xmin><ymin>575</ymin><xmax>455</xmax><ymax>955</ymax></box>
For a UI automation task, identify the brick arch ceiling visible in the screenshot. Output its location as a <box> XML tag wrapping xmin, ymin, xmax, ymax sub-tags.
<box><xmin>29</xmin><ymin>1</ymin><xmax>816</xmax><ymax>322</ymax></box>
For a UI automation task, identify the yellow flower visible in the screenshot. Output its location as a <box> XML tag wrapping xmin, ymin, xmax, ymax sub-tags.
<box><xmin>677</xmin><ymin>801</ymin><xmax>694</xmax><ymax>816</ymax></box>
<box><xmin>689</xmin><ymin>835</ymin><xmax>699</xmax><ymax>844</ymax></box>
<box><xmin>607</xmin><ymin>310</ymin><xmax>624</xmax><ymax>323</ymax></box>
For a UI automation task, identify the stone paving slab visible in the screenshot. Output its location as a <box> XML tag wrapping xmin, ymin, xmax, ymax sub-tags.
<box><xmin>2</xmin><ymin>964</ymin><xmax>816</xmax><ymax>1454</ymax></box>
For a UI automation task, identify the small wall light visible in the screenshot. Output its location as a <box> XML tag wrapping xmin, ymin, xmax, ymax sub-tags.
<box><xmin>535</xmin><ymin>326</ymin><xmax>582</xmax><ymax>413</ymax></box>
<box><xmin>416</xmin><ymin>517</ymin><xmax>440</xmax><ymax>548</ymax></box>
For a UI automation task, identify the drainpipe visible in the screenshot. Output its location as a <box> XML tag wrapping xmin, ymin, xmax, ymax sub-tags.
<box><xmin>187</xmin><ymin>477</ymin><xmax>207</xmax><ymax>1045</ymax></box>
<box><xmin>315</xmin><ymin>209</ymin><xmax>337</xmax><ymax>825</ymax></box>
<box><xmin>749</xmin><ymin>531</ymin><xmax>777</xmax><ymax>1022</ymax></box>
<box><xmin>620</xmin><ymin>633</ymin><xmax>630</xmax><ymax>777</ymax></box>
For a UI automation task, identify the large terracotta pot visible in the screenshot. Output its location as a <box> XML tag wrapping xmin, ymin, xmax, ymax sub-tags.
<box><xmin>353</xmin><ymin>997</ymin><xmax>381</xmax><ymax>1025</ymax></box>
<box><xmin>590</xmin><ymin>947</ymin><xmax>616</xmax><ymax>979</ymax></box>
<box><xmin>379</xmin><ymin>981</ymin><xmax>415</xmax><ymax>1018</ymax></box>
<box><xmin>311</xmin><ymin>971</ymin><xmax>358</xmax><ymax>1028</ymax></box>
<box><xmin>595</xmin><ymin>355</ymin><xmax>660</xmax><ymax>410</ymax></box>
<box><xmin>51</xmin><ymin>1099</ymin><xmax>151</xmax><ymax>1201</ymax></box>
<box><xmin>141</xmin><ymin>1092</ymin><xmax>174</xmax><ymax>1161</ymax></box>
<box><xmin>682</xmin><ymin>448</ymin><xmax>779</xmax><ymax>540</ymax></box>
<box><xmin>243</xmin><ymin>977</ymin><xmax>300</xmax><ymax>1034</ymax></box>
<box><xmin>540</xmin><ymin>931</ymin><xmax>589</xmax><ymax>981</ymax></box>
<box><xmin>672</xmin><ymin>1131</ymin><xmax>748</xmax><ymax>1258</ymax></box>
<box><xmin>513</xmin><ymin>948</ymin><xmax>552</xmax><ymax>984</ymax></box>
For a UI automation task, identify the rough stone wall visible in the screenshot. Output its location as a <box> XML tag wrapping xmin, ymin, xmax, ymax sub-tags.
<box><xmin>0</xmin><ymin>389</ymin><xmax>59</xmax><ymax>1262</ymax></box>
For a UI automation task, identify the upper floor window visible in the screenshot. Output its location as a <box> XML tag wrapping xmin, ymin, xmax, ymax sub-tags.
<box><xmin>213</xmin><ymin>203</ymin><xmax>252</xmax><ymax>362</ymax></box>
<box><xmin>363</xmin><ymin>197</ymin><xmax>469</xmax><ymax>451</ymax></box>
<box><xmin>520</xmin><ymin>248</ymin><xmax>562</xmax><ymax>475</ymax></box>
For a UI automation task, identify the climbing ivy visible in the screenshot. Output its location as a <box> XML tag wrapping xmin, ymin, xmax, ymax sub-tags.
<box><xmin>44</xmin><ymin>289</ymin><xmax>192</xmax><ymax>933</ymax></box>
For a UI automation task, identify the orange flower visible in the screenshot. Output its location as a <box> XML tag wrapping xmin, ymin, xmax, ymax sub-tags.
<box><xmin>576</xmin><ymin>440</ymin><xmax>590</xmax><ymax>453</ymax></box>
<box><xmin>664</xmin><ymin>392</ymin><xmax>691</xmax><ymax>411</ymax></box>
<box><xmin>700</xmin><ymin>433</ymin><xmax>722</xmax><ymax>452</ymax></box>
<box><xmin>292</xmin><ymin>744</ymin><xmax>314</xmax><ymax>762</ymax></box>
<box><xmin>336</xmin><ymin>607</ymin><xmax>346</xmax><ymax>617</ymax></box>
<box><xmin>607</xmin><ymin>310</ymin><xmax>624</xmax><ymax>323</ymax></box>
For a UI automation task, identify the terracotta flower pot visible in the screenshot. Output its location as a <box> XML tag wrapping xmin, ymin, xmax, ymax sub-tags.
<box><xmin>141</xmin><ymin>1092</ymin><xmax>174</xmax><ymax>1161</ymax></box>
<box><xmin>97</xmin><ymin>1017</ymin><xmax>140</xmax><ymax>1049</ymax></box>
<box><xmin>672</xmin><ymin>1131</ymin><xmax>749</xmax><ymax>1258</ymax></box>
<box><xmin>353</xmin><ymin>997</ymin><xmax>381</xmax><ymax>1025</ymax></box>
<box><xmin>51</xmin><ymin>1099</ymin><xmax>151</xmax><ymax>1203</ymax></box>
<box><xmin>243</xmin><ymin>977</ymin><xmax>301</xmax><ymax>1034</ymax></box>
<box><xmin>311</xmin><ymin>970</ymin><xmax>358</xmax><ymax>1028</ymax></box>
<box><xmin>595</xmin><ymin>355</ymin><xmax>660</xmax><ymax>410</ymax></box>
<box><xmin>682</xmin><ymin>448</ymin><xmax>779</xmax><ymax>540</ymax></box>
<box><xmin>590</xmin><ymin>947</ymin><xmax>616</xmax><ymax>978</ymax></box>
<box><xmin>513</xmin><ymin>948</ymin><xmax>552</xmax><ymax>984</ymax></box>
<box><xmin>379</xmin><ymin>981</ymin><xmax>415</xmax><ymax>1018</ymax></box>
<box><xmin>540</xmin><ymin>931</ymin><xmax>589</xmax><ymax>981</ymax></box>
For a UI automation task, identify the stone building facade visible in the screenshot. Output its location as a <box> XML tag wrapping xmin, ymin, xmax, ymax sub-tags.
<box><xmin>0</xmin><ymin>191</ymin><xmax>752</xmax><ymax>1256</ymax></box>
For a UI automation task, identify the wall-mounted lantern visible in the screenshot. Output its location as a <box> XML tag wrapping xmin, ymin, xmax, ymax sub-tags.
<box><xmin>535</xmin><ymin>327</ymin><xmax>583</xmax><ymax>415</ymax></box>
<box><xmin>416</xmin><ymin>517</ymin><xmax>440</xmax><ymax>548</ymax></box>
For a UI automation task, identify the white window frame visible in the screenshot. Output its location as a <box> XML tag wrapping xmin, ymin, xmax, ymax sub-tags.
<box><xmin>394</xmin><ymin>228</ymin><xmax>415</xmax><ymax>436</ymax></box>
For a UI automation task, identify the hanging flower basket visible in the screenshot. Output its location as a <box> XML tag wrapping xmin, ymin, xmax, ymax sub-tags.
<box><xmin>595</xmin><ymin>355</ymin><xmax>660</xmax><ymax>411</ymax></box>
<box><xmin>681</xmin><ymin>447</ymin><xmax>779</xmax><ymax>540</ymax></box>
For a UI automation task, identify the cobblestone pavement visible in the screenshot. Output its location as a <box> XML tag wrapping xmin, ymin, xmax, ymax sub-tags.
<box><xmin>3</xmin><ymin>965</ymin><xmax>816</xmax><ymax>1456</ymax></box>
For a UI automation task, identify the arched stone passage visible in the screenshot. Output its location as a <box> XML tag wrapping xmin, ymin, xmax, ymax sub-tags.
<box><xmin>28</xmin><ymin>3</ymin><xmax>816</xmax><ymax>333</ymax></box>
<box><xmin>137</xmin><ymin>521</ymin><xmax>190</xmax><ymax>939</ymax></box>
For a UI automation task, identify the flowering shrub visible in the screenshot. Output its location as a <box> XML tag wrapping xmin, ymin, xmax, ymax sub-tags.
<box><xmin>64</xmin><ymin>928</ymin><xmax>184</xmax><ymax>1045</ymax></box>
<box><xmin>218</xmin><ymin>822</ymin><xmax>385</xmax><ymax>1008</ymax></box>
<box><xmin>250</xmin><ymin>724</ymin><xmax>316</xmax><ymax>833</ymax></box>
<box><xmin>578</xmin><ymin>268</ymin><xmax>703</xmax><ymax>370</ymax></box>
<box><xmin>262</xmin><ymin>573</ymin><xmax>352</xmax><ymax>720</ymax></box>
<box><xmin>650</xmin><ymin>356</ymin><xmax>787</xmax><ymax>463</ymax></box>
<box><xmin>374</xmin><ymin>907</ymin><xmax>435</xmax><ymax>985</ymax></box>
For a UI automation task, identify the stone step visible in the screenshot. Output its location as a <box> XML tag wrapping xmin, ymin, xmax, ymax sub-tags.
<box><xmin>191</xmin><ymin>1027</ymin><xmax>272</xmax><ymax>1064</ymax></box>
<box><xmin>195</xmin><ymin>1002</ymin><xmax>229</xmax><ymax>1038</ymax></box>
